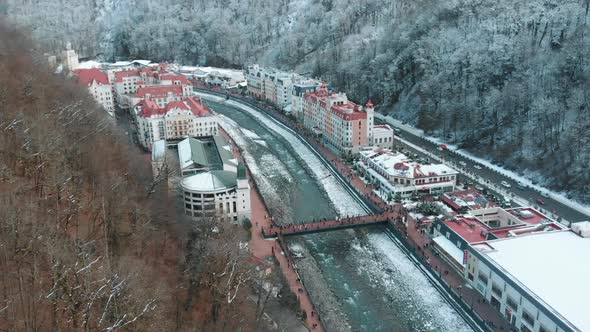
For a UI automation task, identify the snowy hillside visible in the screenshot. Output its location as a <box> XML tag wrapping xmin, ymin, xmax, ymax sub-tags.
<box><xmin>4</xmin><ymin>0</ymin><xmax>590</xmax><ymax>202</ymax></box>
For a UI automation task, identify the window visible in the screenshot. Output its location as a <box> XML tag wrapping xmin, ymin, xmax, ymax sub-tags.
<box><xmin>491</xmin><ymin>283</ymin><xmax>502</xmax><ymax>297</ymax></box>
<box><xmin>520</xmin><ymin>325</ymin><xmax>532</xmax><ymax>332</ymax></box>
<box><xmin>521</xmin><ymin>310</ymin><xmax>534</xmax><ymax>327</ymax></box>
<box><xmin>506</xmin><ymin>296</ymin><xmax>518</xmax><ymax>312</ymax></box>
<box><xmin>538</xmin><ymin>325</ymin><xmax>550</xmax><ymax>332</ymax></box>
<box><xmin>477</xmin><ymin>273</ymin><xmax>488</xmax><ymax>285</ymax></box>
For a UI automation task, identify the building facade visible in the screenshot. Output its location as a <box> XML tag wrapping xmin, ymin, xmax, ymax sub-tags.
<box><xmin>303</xmin><ymin>84</ymin><xmax>374</xmax><ymax>155</ymax></box>
<box><xmin>135</xmin><ymin>97</ymin><xmax>218</xmax><ymax>150</ymax></box>
<box><xmin>291</xmin><ymin>80</ymin><xmax>320</xmax><ymax>120</ymax></box>
<box><xmin>74</xmin><ymin>68</ymin><xmax>115</xmax><ymax>115</ymax></box>
<box><xmin>245</xmin><ymin>64</ymin><xmax>264</xmax><ymax>98</ymax></box>
<box><xmin>372</xmin><ymin>124</ymin><xmax>395</xmax><ymax>149</ymax></box>
<box><xmin>357</xmin><ymin>148</ymin><xmax>458</xmax><ymax>199</ymax></box>
<box><xmin>181</xmin><ymin>167</ymin><xmax>251</xmax><ymax>224</ymax></box>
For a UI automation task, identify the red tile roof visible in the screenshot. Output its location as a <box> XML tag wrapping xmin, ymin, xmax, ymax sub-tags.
<box><xmin>115</xmin><ymin>70</ymin><xmax>140</xmax><ymax>82</ymax></box>
<box><xmin>135</xmin><ymin>85</ymin><xmax>183</xmax><ymax>99</ymax></box>
<box><xmin>158</xmin><ymin>74</ymin><xmax>192</xmax><ymax>85</ymax></box>
<box><xmin>137</xmin><ymin>97</ymin><xmax>211</xmax><ymax>118</ymax></box>
<box><xmin>75</xmin><ymin>68</ymin><xmax>109</xmax><ymax>85</ymax></box>
<box><xmin>184</xmin><ymin>97</ymin><xmax>211</xmax><ymax>116</ymax></box>
<box><xmin>136</xmin><ymin>98</ymin><xmax>165</xmax><ymax>118</ymax></box>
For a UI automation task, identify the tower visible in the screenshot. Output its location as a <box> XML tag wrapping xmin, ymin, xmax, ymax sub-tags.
<box><xmin>236</xmin><ymin>163</ymin><xmax>251</xmax><ymax>223</ymax></box>
<box><xmin>365</xmin><ymin>100</ymin><xmax>375</xmax><ymax>145</ymax></box>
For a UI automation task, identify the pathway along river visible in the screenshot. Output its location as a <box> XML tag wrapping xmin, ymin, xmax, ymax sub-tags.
<box><xmin>202</xmin><ymin>96</ymin><xmax>472</xmax><ymax>332</ymax></box>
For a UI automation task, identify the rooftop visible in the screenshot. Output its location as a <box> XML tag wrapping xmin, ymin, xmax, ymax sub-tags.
<box><xmin>75</xmin><ymin>68</ymin><xmax>109</xmax><ymax>85</ymax></box>
<box><xmin>360</xmin><ymin>149</ymin><xmax>457</xmax><ymax>180</ymax></box>
<box><xmin>181</xmin><ymin>170</ymin><xmax>237</xmax><ymax>191</ymax></box>
<box><xmin>442</xmin><ymin>206</ymin><xmax>566</xmax><ymax>244</ymax></box>
<box><xmin>136</xmin><ymin>96</ymin><xmax>212</xmax><ymax>118</ymax></box>
<box><xmin>482</xmin><ymin>231</ymin><xmax>590</xmax><ymax>331</ymax></box>
<box><xmin>442</xmin><ymin>189</ymin><xmax>495</xmax><ymax>211</ymax></box>
<box><xmin>114</xmin><ymin>70</ymin><xmax>141</xmax><ymax>82</ymax></box>
<box><xmin>178</xmin><ymin>136</ymin><xmax>233</xmax><ymax>171</ymax></box>
<box><xmin>135</xmin><ymin>85</ymin><xmax>183</xmax><ymax>99</ymax></box>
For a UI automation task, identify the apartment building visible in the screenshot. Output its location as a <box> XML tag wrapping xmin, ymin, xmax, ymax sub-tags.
<box><xmin>74</xmin><ymin>68</ymin><xmax>115</xmax><ymax>115</ymax></box>
<box><xmin>303</xmin><ymin>84</ymin><xmax>374</xmax><ymax>155</ymax></box>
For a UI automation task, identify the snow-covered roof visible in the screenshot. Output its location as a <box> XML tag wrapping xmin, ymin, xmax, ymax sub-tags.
<box><xmin>433</xmin><ymin>235</ymin><xmax>465</xmax><ymax>266</ymax></box>
<box><xmin>484</xmin><ymin>231</ymin><xmax>590</xmax><ymax>331</ymax></box>
<box><xmin>181</xmin><ymin>170</ymin><xmax>236</xmax><ymax>192</ymax></box>
<box><xmin>360</xmin><ymin>149</ymin><xmax>457</xmax><ymax>179</ymax></box>
<box><xmin>77</xmin><ymin>60</ymin><xmax>102</xmax><ymax>69</ymax></box>
<box><xmin>132</xmin><ymin>59</ymin><xmax>151</xmax><ymax>66</ymax></box>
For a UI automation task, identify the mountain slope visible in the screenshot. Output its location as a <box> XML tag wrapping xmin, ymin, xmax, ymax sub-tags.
<box><xmin>5</xmin><ymin>0</ymin><xmax>590</xmax><ymax>202</ymax></box>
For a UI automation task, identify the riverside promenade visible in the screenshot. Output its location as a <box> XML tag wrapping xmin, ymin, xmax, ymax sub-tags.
<box><xmin>218</xmin><ymin>127</ymin><xmax>325</xmax><ymax>331</ymax></box>
<box><xmin>201</xmin><ymin>85</ymin><xmax>510</xmax><ymax>331</ymax></box>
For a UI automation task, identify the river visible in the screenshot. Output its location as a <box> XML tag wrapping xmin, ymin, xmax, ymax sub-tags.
<box><xmin>200</xmin><ymin>95</ymin><xmax>473</xmax><ymax>332</ymax></box>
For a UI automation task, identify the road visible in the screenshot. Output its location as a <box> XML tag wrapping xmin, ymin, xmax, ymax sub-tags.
<box><xmin>375</xmin><ymin>116</ymin><xmax>590</xmax><ymax>224</ymax></box>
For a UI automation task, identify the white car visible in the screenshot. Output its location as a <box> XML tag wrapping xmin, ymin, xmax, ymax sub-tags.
<box><xmin>501</xmin><ymin>181</ymin><xmax>511</xmax><ymax>188</ymax></box>
<box><xmin>474</xmin><ymin>164</ymin><xmax>483</xmax><ymax>170</ymax></box>
<box><xmin>458</xmin><ymin>161</ymin><xmax>467</xmax><ymax>166</ymax></box>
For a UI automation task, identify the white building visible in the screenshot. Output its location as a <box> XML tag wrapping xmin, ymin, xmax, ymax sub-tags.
<box><xmin>357</xmin><ymin>148</ymin><xmax>457</xmax><ymax>199</ymax></box>
<box><xmin>181</xmin><ymin>166</ymin><xmax>251</xmax><ymax>224</ymax></box>
<box><xmin>245</xmin><ymin>64</ymin><xmax>264</xmax><ymax>98</ymax></box>
<box><xmin>61</xmin><ymin>43</ymin><xmax>79</xmax><ymax>71</ymax></box>
<box><xmin>291</xmin><ymin>80</ymin><xmax>320</xmax><ymax>120</ymax></box>
<box><xmin>177</xmin><ymin>136</ymin><xmax>238</xmax><ymax>177</ymax></box>
<box><xmin>134</xmin><ymin>97</ymin><xmax>218</xmax><ymax>150</ymax></box>
<box><xmin>178</xmin><ymin>137</ymin><xmax>251</xmax><ymax>224</ymax></box>
<box><xmin>372</xmin><ymin>124</ymin><xmax>395</xmax><ymax>149</ymax></box>
<box><xmin>74</xmin><ymin>68</ymin><xmax>115</xmax><ymax>115</ymax></box>
<box><xmin>465</xmin><ymin>230</ymin><xmax>590</xmax><ymax>332</ymax></box>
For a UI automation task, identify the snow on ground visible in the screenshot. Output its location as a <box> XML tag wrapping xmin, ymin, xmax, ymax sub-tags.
<box><xmin>78</xmin><ymin>60</ymin><xmax>102</xmax><ymax>69</ymax></box>
<box><xmin>199</xmin><ymin>93</ymin><xmax>366</xmax><ymax>217</ymax></box>
<box><xmin>382</xmin><ymin>115</ymin><xmax>590</xmax><ymax>218</ymax></box>
<box><xmin>359</xmin><ymin>234</ymin><xmax>473</xmax><ymax>331</ymax></box>
<box><xmin>206</xmin><ymin>93</ymin><xmax>472</xmax><ymax>331</ymax></box>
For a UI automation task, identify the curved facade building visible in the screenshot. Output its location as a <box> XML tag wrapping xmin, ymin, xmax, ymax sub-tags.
<box><xmin>181</xmin><ymin>168</ymin><xmax>251</xmax><ymax>223</ymax></box>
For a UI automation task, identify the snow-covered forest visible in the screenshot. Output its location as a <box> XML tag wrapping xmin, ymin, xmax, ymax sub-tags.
<box><xmin>4</xmin><ymin>0</ymin><xmax>590</xmax><ymax>202</ymax></box>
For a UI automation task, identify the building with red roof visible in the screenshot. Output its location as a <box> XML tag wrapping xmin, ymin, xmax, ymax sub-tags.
<box><xmin>302</xmin><ymin>83</ymin><xmax>374</xmax><ymax>155</ymax></box>
<box><xmin>74</xmin><ymin>69</ymin><xmax>114</xmax><ymax>114</ymax></box>
<box><xmin>134</xmin><ymin>96</ymin><xmax>218</xmax><ymax>150</ymax></box>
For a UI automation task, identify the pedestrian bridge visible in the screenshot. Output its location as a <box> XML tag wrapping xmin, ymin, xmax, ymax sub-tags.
<box><xmin>262</xmin><ymin>208</ymin><xmax>404</xmax><ymax>238</ymax></box>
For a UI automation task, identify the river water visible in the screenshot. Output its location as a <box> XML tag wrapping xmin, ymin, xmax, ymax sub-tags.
<box><xmin>202</xmin><ymin>96</ymin><xmax>472</xmax><ymax>332</ymax></box>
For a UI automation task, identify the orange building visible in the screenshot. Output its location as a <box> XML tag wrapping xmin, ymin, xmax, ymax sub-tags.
<box><xmin>303</xmin><ymin>84</ymin><xmax>374</xmax><ymax>155</ymax></box>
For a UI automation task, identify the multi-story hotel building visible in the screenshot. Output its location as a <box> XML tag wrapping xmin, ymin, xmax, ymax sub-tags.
<box><xmin>357</xmin><ymin>148</ymin><xmax>458</xmax><ymax>198</ymax></box>
<box><xmin>134</xmin><ymin>96</ymin><xmax>218</xmax><ymax>150</ymax></box>
<box><xmin>303</xmin><ymin>84</ymin><xmax>374</xmax><ymax>155</ymax></box>
<box><xmin>74</xmin><ymin>68</ymin><xmax>115</xmax><ymax>115</ymax></box>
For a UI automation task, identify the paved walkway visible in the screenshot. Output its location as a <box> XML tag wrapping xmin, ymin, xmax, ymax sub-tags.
<box><xmin>202</xmin><ymin>86</ymin><xmax>512</xmax><ymax>331</ymax></box>
<box><xmin>219</xmin><ymin>126</ymin><xmax>324</xmax><ymax>331</ymax></box>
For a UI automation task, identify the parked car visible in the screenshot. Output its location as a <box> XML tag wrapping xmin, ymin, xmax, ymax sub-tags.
<box><xmin>536</xmin><ymin>198</ymin><xmax>546</xmax><ymax>205</ymax></box>
<box><xmin>475</xmin><ymin>185</ymin><xmax>484</xmax><ymax>192</ymax></box>
<box><xmin>501</xmin><ymin>181</ymin><xmax>511</xmax><ymax>188</ymax></box>
<box><xmin>474</xmin><ymin>164</ymin><xmax>483</xmax><ymax>170</ymax></box>
<box><xmin>516</xmin><ymin>182</ymin><xmax>526</xmax><ymax>190</ymax></box>
<box><xmin>459</xmin><ymin>161</ymin><xmax>467</xmax><ymax>166</ymax></box>
<box><xmin>540</xmin><ymin>191</ymin><xmax>550</xmax><ymax>198</ymax></box>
